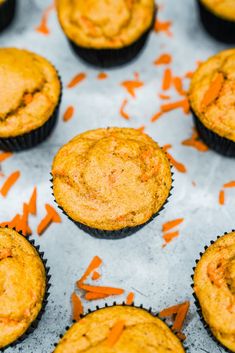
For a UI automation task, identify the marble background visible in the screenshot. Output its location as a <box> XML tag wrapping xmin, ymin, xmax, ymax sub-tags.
<box><xmin>0</xmin><ymin>0</ymin><xmax>234</xmax><ymax>352</ymax></box>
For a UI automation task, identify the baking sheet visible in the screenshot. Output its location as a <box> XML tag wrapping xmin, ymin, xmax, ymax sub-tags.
<box><xmin>1</xmin><ymin>0</ymin><xmax>234</xmax><ymax>352</ymax></box>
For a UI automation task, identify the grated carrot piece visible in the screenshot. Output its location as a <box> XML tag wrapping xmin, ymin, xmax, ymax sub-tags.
<box><xmin>154</xmin><ymin>19</ymin><xmax>172</xmax><ymax>36</ymax></box>
<box><xmin>176</xmin><ymin>332</ymin><xmax>186</xmax><ymax>341</ymax></box>
<box><xmin>106</xmin><ymin>320</ymin><xmax>125</xmax><ymax>347</ymax></box>
<box><xmin>120</xmin><ymin>99</ymin><xmax>130</xmax><ymax>120</ymax></box>
<box><xmin>161</xmin><ymin>98</ymin><xmax>190</xmax><ymax>114</ymax></box>
<box><xmin>151</xmin><ymin>111</ymin><xmax>162</xmax><ymax>123</ymax></box>
<box><xmin>126</xmin><ymin>292</ymin><xmax>135</xmax><ymax>305</ymax></box>
<box><xmin>28</xmin><ymin>187</ymin><xmax>37</xmax><ymax>215</ymax></box>
<box><xmin>154</xmin><ymin>53</ymin><xmax>172</xmax><ymax>65</ymax></box>
<box><xmin>165</xmin><ymin>152</ymin><xmax>187</xmax><ymax>173</ymax></box>
<box><xmin>37</xmin><ymin>204</ymin><xmax>61</xmax><ymax>235</ymax></box>
<box><xmin>182</xmin><ymin>128</ymin><xmax>208</xmax><ymax>152</ymax></box>
<box><xmin>1</xmin><ymin>171</ymin><xmax>20</xmax><ymax>197</ymax></box>
<box><xmin>172</xmin><ymin>301</ymin><xmax>190</xmax><ymax>332</ymax></box>
<box><xmin>201</xmin><ymin>73</ymin><xmax>224</xmax><ymax>109</ymax></box>
<box><xmin>97</xmin><ymin>72</ymin><xmax>108</xmax><ymax>80</ymax></box>
<box><xmin>136</xmin><ymin>125</ymin><xmax>145</xmax><ymax>133</ymax></box>
<box><xmin>163</xmin><ymin>231</ymin><xmax>179</xmax><ymax>244</ymax></box>
<box><xmin>121</xmin><ymin>79</ymin><xmax>144</xmax><ymax>98</ymax></box>
<box><xmin>67</xmin><ymin>73</ymin><xmax>86</xmax><ymax>88</ymax></box>
<box><xmin>85</xmin><ymin>292</ymin><xmax>109</xmax><ymax>301</ymax></box>
<box><xmin>162</xmin><ymin>218</ymin><xmax>184</xmax><ymax>233</ymax></box>
<box><xmin>92</xmin><ymin>271</ymin><xmax>101</xmax><ymax>281</ymax></box>
<box><xmin>173</xmin><ymin>77</ymin><xmax>186</xmax><ymax>96</ymax></box>
<box><xmin>223</xmin><ymin>181</ymin><xmax>235</xmax><ymax>188</ymax></box>
<box><xmin>159</xmin><ymin>304</ymin><xmax>181</xmax><ymax>317</ymax></box>
<box><xmin>71</xmin><ymin>292</ymin><xmax>83</xmax><ymax>321</ymax></box>
<box><xmin>219</xmin><ymin>190</ymin><xmax>225</xmax><ymax>205</ymax></box>
<box><xmin>0</xmin><ymin>152</ymin><xmax>13</xmax><ymax>163</ymax></box>
<box><xmin>78</xmin><ymin>256</ymin><xmax>102</xmax><ymax>284</ymax></box>
<box><xmin>63</xmin><ymin>106</ymin><xmax>74</xmax><ymax>122</ymax></box>
<box><xmin>159</xmin><ymin>93</ymin><xmax>170</xmax><ymax>100</ymax></box>
<box><xmin>36</xmin><ymin>3</ymin><xmax>54</xmax><ymax>35</ymax></box>
<box><xmin>162</xmin><ymin>68</ymin><xmax>172</xmax><ymax>91</ymax></box>
<box><xmin>77</xmin><ymin>283</ymin><xmax>124</xmax><ymax>296</ymax></box>
<box><xmin>185</xmin><ymin>71</ymin><xmax>194</xmax><ymax>79</ymax></box>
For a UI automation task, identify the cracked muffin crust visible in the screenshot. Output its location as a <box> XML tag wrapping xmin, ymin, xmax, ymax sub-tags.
<box><xmin>53</xmin><ymin>306</ymin><xmax>185</xmax><ymax>353</ymax></box>
<box><xmin>194</xmin><ymin>232</ymin><xmax>235</xmax><ymax>352</ymax></box>
<box><xmin>189</xmin><ymin>49</ymin><xmax>235</xmax><ymax>143</ymax></box>
<box><xmin>0</xmin><ymin>48</ymin><xmax>61</xmax><ymax>138</ymax></box>
<box><xmin>56</xmin><ymin>0</ymin><xmax>155</xmax><ymax>49</ymax></box>
<box><xmin>52</xmin><ymin>127</ymin><xmax>172</xmax><ymax>232</ymax></box>
<box><xmin>199</xmin><ymin>0</ymin><xmax>235</xmax><ymax>21</ymax></box>
<box><xmin>0</xmin><ymin>227</ymin><xmax>46</xmax><ymax>349</ymax></box>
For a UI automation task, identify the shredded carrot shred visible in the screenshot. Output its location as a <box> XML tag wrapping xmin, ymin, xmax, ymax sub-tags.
<box><xmin>173</xmin><ymin>77</ymin><xmax>186</xmax><ymax>96</ymax></box>
<box><xmin>1</xmin><ymin>171</ymin><xmax>20</xmax><ymax>197</ymax></box>
<box><xmin>154</xmin><ymin>53</ymin><xmax>172</xmax><ymax>65</ymax></box>
<box><xmin>165</xmin><ymin>152</ymin><xmax>187</xmax><ymax>173</ymax></box>
<box><xmin>162</xmin><ymin>218</ymin><xmax>184</xmax><ymax>233</ymax></box>
<box><xmin>185</xmin><ymin>71</ymin><xmax>194</xmax><ymax>79</ymax></box>
<box><xmin>37</xmin><ymin>204</ymin><xmax>61</xmax><ymax>235</ymax></box>
<box><xmin>121</xmin><ymin>79</ymin><xmax>144</xmax><ymax>98</ymax></box>
<box><xmin>161</xmin><ymin>98</ymin><xmax>190</xmax><ymax>114</ymax></box>
<box><xmin>78</xmin><ymin>256</ymin><xmax>102</xmax><ymax>284</ymax></box>
<box><xmin>172</xmin><ymin>301</ymin><xmax>190</xmax><ymax>332</ymax></box>
<box><xmin>78</xmin><ymin>283</ymin><xmax>124</xmax><ymax>296</ymax></box>
<box><xmin>219</xmin><ymin>190</ymin><xmax>225</xmax><ymax>205</ymax></box>
<box><xmin>0</xmin><ymin>152</ymin><xmax>13</xmax><ymax>163</ymax></box>
<box><xmin>223</xmin><ymin>181</ymin><xmax>235</xmax><ymax>188</ymax></box>
<box><xmin>28</xmin><ymin>187</ymin><xmax>37</xmax><ymax>215</ymax></box>
<box><xmin>126</xmin><ymin>292</ymin><xmax>135</xmax><ymax>305</ymax></box>
<box><xmin>182</xmin><ymin>128</ymin><xmax>208</xmax><ymax>152</ymax></box>
<box><xmin>201</xmin><ymin>73</ymin><xmax>224</xmax><ymax>109</ymax></box>
<box><xmin>154</xmin><ymin>19</ymin><xmax>172</xmax><ymax>36</ymax></box>
<box><xmin>163</xmin><ymin>231</ymin><xmax>179</xmax><ymax>244</ymax></box>
<box><xmin>63</xmin><ymin>106</ymin><xmax>74</xmax><ymax>122</ymax></box>
<box><xmin>36</xmin><ymin>3</ymin><xmax>54</xmax><ymax>35</ymax></box>
<box><xmin>85</xmin><ymin>292</ymin><xmax>109</xmax><ymax>301</ymax></box>
<box><xmin>159</xmin><ymin>93</ymin><xmax>170</xmax><ymax>100</ymax></box>
<box><xmin>151</xmin><ymin>111</ymin><xmax>162</xmax><ymax>123</ymax></box>
<box><xmin>162</xmin><ymin>68</ymin><xmax>172</xmax><ymax>91</ymax></box>
<box><xmin>176</xmin><ymin>332</ymin><xmax>186</xmax><ymax>341</ymax></box>
<box><xmin>97</xmin><ymin>72</ymin><xmax>108</xmax><ymax>80</ymax></box>
<box><xmin>120</xmin><ymin>99</ymin><xmax>130</xmax><ymax>120</ymax></box>
<box><xmin>136</xmin><ymin>125</ymin><xmax>145</xmax><ymax>133</ymax></box>
<box><xmin>23</xmin><ymin>93</ymin><xmax>33</xmax><ymax>105</ymax></box>
<box><xmin>159</xmin><ymin>304</ymin><xmax>181</xmax><ymax>317</ymax></box>
<box><xmin>67</xmin><ymin>73</ymin><xmax>86</xmax><ymax>88</ymax></box>
<box><xmin>106</xmin><ymin>320</ymin><xmax>125</xmax><ymax>347</ymax></box>
<box><xmin>91</xmin><ymin>271</ymin><xmax>101</xmax><ymax>281</ymax></box>
<box><xmin>71</xmin><ymin>292</ymin><xmax>83</xmax><ymax>321</ymax></box>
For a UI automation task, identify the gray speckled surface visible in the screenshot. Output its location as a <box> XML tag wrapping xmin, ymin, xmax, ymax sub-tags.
<box><xmin>0</xmin><ymin>1</ymin><xmax>234</xmax><ymax>352</ymax></box>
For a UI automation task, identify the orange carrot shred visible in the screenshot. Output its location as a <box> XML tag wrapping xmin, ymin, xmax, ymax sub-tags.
<box><xmin>223</xmin><ymin>181</ymin><xmax>235</xmax><ymax>188</ymax></box>
<box><xmin>78</xmin><ymin>283</ymin><xmax>124</xmax><ymax>296</ymax></box>
<box><xmin>151</xmin><ymin>111</ymin><xmax>162</xmax><ymax>123</ymax></box>
<box><xmin>136</xmin><ymin>125</ymin><xmax>145</xmax><ymax>133</ymax></box>
<box><xmin>97</xmin><ymin>72</ymin><xmax>108</xmax><ymax>80</ymax></box>
<box><xmin>163</xmin><ymin>231</ymin><xmax>179</xmax><ymax>244</ymax></box>
<box><xmin>1</xmin><ymin>171</ymin><xmax>20</xmax><ymax>197</ymax></box>
<box><xmin>219</xmin><ymin>190</ymin><xmax>225</xmax><ymax>205</ymax></box>
<box><xmin>126</xmin><ymin>292</ymin><xmax>135</xmax><ymax>305</ymax></box>
<box><xmin>162</xmin><ymin>218</ymin><xmax>184</xmax><ymax>233</ymax></box>
<box><xmin>172</xmin><ymin>301</ymin><xmax>190</xmax><ymax>332</ymax></box>
<box><xmin>106</xmin><ymin>320</ymin><xmax>125</xmax><ymax>347</ymax></box>
<box><xmin>173</xmin><ymin>77</ymin><xmax>186</xmax><ymax>96</ymax></box>
<box><xmin>0</xmin><ymin>152</ymin><xmax>13</xmax><ymax>163</ymax></box>
<box><xmin>185</xmin><ymin>71</ymin><xmax>194</xmax><ymax>79</ymax></box>
<box><xmin>45</xmin><ymin>204</ymin><xmax>61</xmax><ymax>222</ymax></box>
<box><xmin>92</xmin><ymin>271</ymin><xmax>101</xmax><ymax>281</ymax></box>
<box><xmin>78</xmin><ymin>256</ymin><xmax>102</xmax><ymax>284</ymax></box>
<box><xmin>182</xmin><ymin>128</ymin><xmax>208</xmax><ymax>152</ymax></box>
<box><xmin>161</xmin><ymin>98</ymin><xmax>190</xmax><ymax>114</ymax></box>
<box><xmin>120</xmin><ymin>99</ymin><xmax>130</xmax><ymax>120</ymax></box>
<box><xmin>154</xmin><ymin>19</ymin><xmax>172</xmax><ymax>36</ymax></box>
<box><xmin>71</xmin><ymin>292</ymin><xmax>83</xmax><ymax>321</ymax></box>
<box><xmin>165</xmin><ymin>151</ymin><xmax>187</xmax><ymax>173</ymax></box>
<box><xmin>159</xmin><ymin>304</ymin><xmax>182</xmax><ymax>318</ymax></box>
<box><xmin>85</xmin><ymin>292</ymin><xmax>109</xmax><ymax>301</ymax></box>
<box><xmin>67</xmin><ymin>73</ymin><xmax>86</xmax><ymax>88</ymax></box>
<box><xmin>201</xmin><ymin>73</ymin><xmax>224</xmax><ymax>109</ymax></box>
<box><xmin>162</xmin><ymin>68</ymin><xmax>172</xmax><ymax>91</ymax></box>
<box><xmin>28</xmin><ymin>187</ymin><xmax>37</xmax><ymax>215</ymax></box>
<box><xmin>37</xmin><ymin>204</ymin><xmax>61</xmax><ymax>235</ymax></box>
<box><xmin>36</xmin><ymin>3</ymin><xmax>54</xmax><ymax>35</ymax></box>
<box><xmin>121</xmin><ymin>79</ymin><xmax>144</xmax><ymax>98</ymax></box>
<box><xmin>176</xmin><ymin>332</ymin><xmax>187</xmax><ymax>341</ymax></box>
<box><xmin>159</xmin><ymin>93</ymin><xmax>171</xmax><ymax>100</ymax></box>
<box><xmin>154</xmin><ymin>53</ymin><xmax>172</xmax><ymax>65</ymax></box>
<box><xmin>63</xmin><ymin>106</ymin><xmax>74</xmax><ymax>122</ymax></box>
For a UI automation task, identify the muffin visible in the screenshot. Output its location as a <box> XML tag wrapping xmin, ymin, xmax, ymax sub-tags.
<box><xmin>189</xmin><ymin>49</ymin><xmax>235</xmax><ymax>157</ymax></box>
<box><xmin>0</xmin><ymin>0</ymin><xmax>16</xmax><ymax>32</ymax></box>
<box><xmin>193</xmin><ymin>231</ymin><xmax>235</xmax><ymax>352</ymax></box>
<box><xmin>197</xmin><ymin>0</ymin><xmax>235</xmax><ymax>43</ymax></box>
<box><xmin>0</xmin><ymin>48</ymin><xmax>62</xmax><ymax>151</ymax></box>
<box><xmin>53</xmin><ymin>305</ymin><xmax>185</xmax><ymax>353</ymax></box>
<box><xmin>0</xmin><ymin>227</ymin><xmax>48</xmax><ymax>349</ymax></box>
<box><xmin>56</xmin><ymin>0</ymin><xmax>155</xmax><ymax>67</ymax></box>
<box><xmin>52</xmin><ymin>127</ymin><xmax>172</xmax><ymax>239</ymax></box>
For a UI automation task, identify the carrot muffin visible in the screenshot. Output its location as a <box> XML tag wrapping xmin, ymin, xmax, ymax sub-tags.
<box><xmin>52</xmin><ymin>127</ymin><xmax>172</xmax><ymax>238</ymax></box>
<box><xmin>0</xmin><ymin>227</ymin><xmax>47</xmax><ymax>349</ymax></box>
<box><xmin>197</xmin><ymin>0</ymin><xmax>235</xmax><ymax>42</ymax></box>
<box><xmin>0</xmin><ymin>48</ymin><xmax>61</xmax><ymax>151</ymax></box>
<box><xmin>0</xmin><ymin>0</ymin><xmax>16</xmax><ymax>32</ymax></box>
<box><xmin>56</xmin><ymin>0</ymin><xmax>155</xmax><ymax>67</ymax></box>
<box><xmin>54</xmin><ymin>306</ymin><xmax>185</xmax><ymax>353</ymax></box>
<box><xmin>189</xmin><ymin>49</ymin><xmax>235</xmax><ymax>157</ymax></box>
<box><xmin>193</xmin><ymin>231</ymin><xmax>235</xmax><ymax>352</ymax></box>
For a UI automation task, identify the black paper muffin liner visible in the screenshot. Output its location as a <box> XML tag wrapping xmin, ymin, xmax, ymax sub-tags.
<box><xmin>0</xmin><ymin>228</ymin><xmax>51</xmax><ymax>352</ymax></box>
<box><xmin>53</xmin><ymin>302</ymin><xmax>188</xmax><ymax>351</ymax></box>
<box><xmin>67</xmin><ymin>9</ymin><xmax>156</xmax><ymax>68</ymax></box>
<box><xmin>50</xmin><ymin>167</ymin><xmax>174</xmax><ymax>240</ymax></box>
<box><xmin>0</xmin><ymin>72</ymin><xmax>62</xmax><ymax>152</ymax></box>
<box><xmin>0</xmin><ymin>0</ymin><xmax>16</xmax><ymax>32</ymax></box>
<box><xmin>192</xmin><ymin>111</ymin><xmax>235</xmax><ymax>157</ymax></box>
<box><xmin>197</xmin><ymin>0</ymin><xmax>235</xmax><ymax>43</ymax></box>
<box><xmin>191</xmin><ymin>230</ymin><xmax>235</xmax><ymax>353</ymax></box>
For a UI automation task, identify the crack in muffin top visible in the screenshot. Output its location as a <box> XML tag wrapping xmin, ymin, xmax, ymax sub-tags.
<box><xmin>52</xmin><ymin>128</ymin><xmax>172</xmax><ymax>231</ymax></box>
<box><xmin>0</xmin><ymin>48</ymin><xmax>61</xmax><ymax>138</ymax></box>
<box><xmin>200</xmin><ymin>0</ymin><xmax>235</xmax><ymax>21</ymax></box>
<box><xmin>189</xmin><ymin>49</ymin><xmax>235</xmax><ymax>142</ymax></box>
<box><xmin>56</xmin><ymin>0</ymin><xmax>155</xmax><ymax>49</ymax></box>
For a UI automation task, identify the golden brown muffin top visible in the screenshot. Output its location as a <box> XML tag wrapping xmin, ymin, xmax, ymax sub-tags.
<box><xmin>56</xmin><ymin>0</ymin><xmax>155</xmax><ymax>49</ymax></box>
<box><xmin>52</xmin><ymin>128</ymin><xmax>172</xmax><ymax>231</ymax></box>
<box><xmin>0</xmin><ymin>48</ymin><xmax>61</xmax><ymax>138</ymax></box>
<box><xmin>200</xmin><ymin>0</ymin><xmax>235</xmax><ymax>21</ymax></box>
<box><xmin>194</xmin><ymin>231</ymin><xmax>235</xmax><ymax>352</ymax></box>
<box><xmin>54</xmin><ymin>306</ymin><xmax>185</xmax><ymax>353</ymax></box>
<box><xmin>189</xmin><ymin>49</ymin><xmax>235</xmax><ymax>142</ymax></box>
<box><xmin>0</xmin><ymin>228</ymin><xmax>46</xmax><ymax>349</ymax></box>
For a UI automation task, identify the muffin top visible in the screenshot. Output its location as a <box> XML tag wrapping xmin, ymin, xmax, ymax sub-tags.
<box><xmin>54</xmin><ymin>306</ymin><xmax>185</xmax><ymax>353</ymax></box>
<box><xmin>0</xmin><ymin>228</ymin><xmax>46</xmax><ymax>349</ymax></box>
<box><xmin>0</xmin><ymin>48</ymin><xmax>61</xmax><ymax>138</ymax></box>
<box><xmin>200</xmin><ymin>0</ymin><xmax>235</xmax><ymax>21</ymax></box>
<box><xmin>56</xmin><ymin>0</ymin><xmax>155</xmax><ymax>49</ymax></box>
<box><xmin>194</xmin><ymin>231</ymin><xmax>235</xmax><ymax>352</ymax></box>
<box><xmin>189</xmin><ymin>49</ymin><xmax>235</xmax><ymax>142</ymax></box>
<box><xmin>52</xmin><ymin>128</ymin><xmax>172</xmax><ymax>231</ymax></box>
